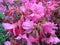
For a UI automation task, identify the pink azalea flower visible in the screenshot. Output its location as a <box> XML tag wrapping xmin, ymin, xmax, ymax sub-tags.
<box><xmin>42</xmin><ymin>36</ymin><xmax>60</xmax><ymax>44</ymax></box>
<box><xmin>16</xmin><ymin>34</ymin><xmax>30</xmax><ymax>40</ymax></box>
<box><xmin>8</xmin><ymin>0</ymin><xmax>14</xmax><ymax>4</ymax></box>
<box><xmin>16</xmin><ymin>34</ymin><xmax>32</xmax><ymax>45</ymax></box>
<box><xmin>22</xmin><ymin>0</ymin><xmax>36</xmax><ymax>3</ymax></box>
<box><xmin>21</xmin><ymin>0</ymin><xmax>29</xmax><ymax>3</ymax></box>
<box><xmin>41</xmin><ymin>22</ymin><xmax>56</xmax><ymax>35</ymax></box>
<box><xmin>0</xmin><ymin>0</ymin><xmax>59</xmax><ymax>45</ymax></box>
<box><xmin>27</xmin><ymin>39</ymin><xmax>32</xmax><ymax>45</ymax></box>
<box><xmin>4</xmin><ymin>0</ymin><xmax>14</xmax><ymax>4</ymax></box>
<box><xmin>22</xmin><ymin>19</ymin><xmax>36</xmax><ymax>33</ymax></box>
<box><xmin>20</xmin><ymin>6</ymin><xmax>26</xmax><ymax>12</ymax></box>
<box><xmin>29</xmin><ymin>35</ymin><xmax>36</xmax><ymax>42</ymax></box>
<box><xmin>29</xmin><ymin>13</ymin><xmax>43</xmax><ymax>22</ymax></box>
<box><xmin>0</xmin><ymin>0</ymin><xmax>3</xmax><ymax>2</ymax></box>
<box><xmin>29</xmin><ymin>0</ymin><xmax>37</xmax><ymax>3</ymax></box>
<box><xmin>8</xmin><ymin>5</ymin><xmax>15</xmax><ymax>10</ymax></box>
<box><xmin>0</xmin><ymin>4</ymin><xmax>6</xmax><ymax>12</ymax></box>
<box><xmin>30</xmin><ymin>2</ymin><xmax>45</xmax><ymax>16</ymax></box>
<box><xmin>47</xmin><ymin>1</ymin><xmax>57</xmax><ymax>10</ymax></box>
<box><xmin>4</xmin><ymin>41</ymin><xmax>11</xmax><ymax>45</ymax></box>
<box><xmin>47</xmin><ymin>36</ymin><xmax>60</xmax><ymax>44</ymax></box>
<box><xmin>24</xmin><ymin>2</ymin><xmax>45</xmax><ymax>17</ymax></box>
<box><xmin>30</xmin><ymin>13</ymin><xmax>42</xmax><ymax>19</ymax></box>
<box><xmin>2</xmin><ymin>23</ymin><xmax>17</xmax><ymax>30</ymax></box>
<box><xmin>22</xmin><ymin>19</ymin><xmax>35</xmax><ymax>30</ymax></box>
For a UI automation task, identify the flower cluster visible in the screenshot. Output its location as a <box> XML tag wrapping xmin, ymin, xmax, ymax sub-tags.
<box><xmin>0</xmin><ymin>0</ymin><xmax>60</xmax><ymax>45</ymax></box>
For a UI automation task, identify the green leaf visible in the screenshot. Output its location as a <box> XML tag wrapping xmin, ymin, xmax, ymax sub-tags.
<box><xmin>0</xmin><ymin>12</ymin><xmax>5</xmax><ymax>18</ymax></box>
<box><xmin>0</xmin><ymin>23</ymin><xmax>4</xmax><ymax>31</ymax></box>
<box><xmin>0</xmin><ymin>23</ymin><xmax>9</xmax><ymax>45</ymax></box>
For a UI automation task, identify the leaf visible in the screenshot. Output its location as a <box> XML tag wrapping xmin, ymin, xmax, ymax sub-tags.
<box><xmin>0</xmin><ymin>23</ymin><xmax>4</xmax><ymax>31</ymax></box>
<box><xmin>0</xmin><ymin>23</ymin><xmax>9</xmax><ymax>45</ymax></box>
<box><xmin>0</xmin><ymin>12</ymin><xmax>5</xmax><ymax>18</ymax></box>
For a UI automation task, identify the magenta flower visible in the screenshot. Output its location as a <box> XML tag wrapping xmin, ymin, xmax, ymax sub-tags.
<box><xmin>24</xmin><ymin>2</ymin><xmax>45</xmax><ymax>17</ymax></box>
<box><xmin>22</xmin><ymin>19</ymin><xmax>36</xmax><ymax>33</ymax></box>
<box><xmin>0</xmin><ymin>0</ymin><xmax>3</xmax><ymax>2</ymax></box>
<box><xmin>9</xmin><ymin>0</ymin><xmax>14</xmax><ymax>4</ymax></box>
<box><xmin>15</xmin><ymin>34</ymin><xmax>28</xmax><ymax>40</ymax></box>
<box><xmin>41</xmin><ymin>22</ymin><xmax>57</xmax><ymax>35</ymax></box>
<box><xmin>8</xmin><ymin>5</ymin><xmax>15</xmax><ymax>10</ymax></box>
<box><xmin>16</xmin><ymin>34</ymin><xmax>32</xmax><ymax>45</ymax></box>
<box><xmin>4</xmin><ymin>0</ymin><xmax>14</xmax><ymax>4</ymax></box>
<box><xmin>30</xmin><ymin>2</ymin><xmax>45</xmax><ymax>16</ymax></box>
<box><xmin>42</xmin><ymin>36</ymin><xmax>60</xmax><ymax>44</ymax></box>
<box><xmin>22</xmin><ymin>20</ymin><xmax>35</xmax><ymax>30</ymax></box>
<box><xmin>0</xmin><ymin>0</ymin><xmax>59</xmax><ymax>45</ymax></box>
<box><xmin>20</xmin><ymin>6</ymin><xmax>26</xmax><ymax>12</ymax></box>
<box><xmin>29</xmin><ymin>35</ymin><xmax>36</xmax><ymax>42</ymax></box>
<box><xmin>47</xmin><ymin>36</ymin><xmax>60</xmax><ymax>44</ymax></box>
<box><xmin>29</xmin><ymin>13</ymin><xmax>42</xmax><ymax>22</ymax></box>
<box><xmin>0</xmin><ymin>4</ymin><xmax>6</xmax><ymax>12</ymax></box>
<box><xmin>47</xmin><ymin>1</ymin><xmax>57</xmax><ymax>10</ymax></box>
<box><xmin>4</xmin><ymin>41</ymin><xmax>11</xmax><ymax>45</ymax></box>
<box><xmin>2</xmin><ymin>23</ymin><xmax>17</xmax><ymax>30</ymax></box>
<box><xmin>21</xmin><ymin>0</ymin><xmax>29</xmax><ymax>3</ymax></box>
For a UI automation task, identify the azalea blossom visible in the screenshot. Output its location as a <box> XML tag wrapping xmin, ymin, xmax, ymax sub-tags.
<box><xmin>15</xmin><ymin>34</ymin><xmax>28</xmax><ymax>40</ymax></box>
<box><xmin>0</xmin><ymin>4</ymin><xmax>6</xmax><ymax>12</ymax></box>
<box><xmin>22</xmin><ymin>19</ymin><xmax>37</xmax><ymax>33</ymax></box>
<box><xmin>4</xmin><ymin>41</ymin><xmax>11</xmax><ymax>45</ymax></box>
<box><xmin>41</xmin><ymin>22</ymin><xmax>57</xmax><ymax>35</ymax></box>
<box><xmin>0</xmin><ymin>0</ymin><xmax>3</xmax><ymax>2</ymax></box>
<box><xmin>29</xmin><ymin>13</ymin><xmax>43</xmax><ymax>22</ymax></box>
<box><xmin>47</xmin><ymin>36</ymin><xmax>60</xmax><ymax>44</ymax></box>
<box><xmin>0</xmin><ymin>0</ymin><xmax>59</xmax><ymax>45</ymax></box>
<box><xmin>4</xmin><ymin>0</ymin><xmax>14</xmax><ymax>4</ymax></box>
<box><xmin>22</xmin><ymin>19</ymin><xmax>35</xmax><ymax>30</ymax></box>
<box><xmin>42</xmin><ymin>36</ymin><xmax>60</xmax><ymax>44</ymax></box>
<box><xmin>15</xmin><ymin>34</ymin><xmax>32</xmax><ymax>45</ymax></box>
<box><xmin>30</xmin><ymin>2</ymin><xmax>45</xmax><ymax>16</ymax></box>
<box><xmin>47</xmin><ymin>1</ymin><xmax>58</xmax><ymax>10</ymax></box>
<box><xmin>2</xmin><ymin>23</ymin><xmax>17</xmax><ymax>30</ymax></box>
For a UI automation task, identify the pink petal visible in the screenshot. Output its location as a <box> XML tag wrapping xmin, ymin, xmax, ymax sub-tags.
<box><xmin>29</xmin><ymin>35</ymin><xmax>35</xmax><ymax>42</ymax></box>
<box><xmin>47</xmin><ymin>36</ymin><xmax>60</xmax><ymax>44</ymax></box>
<box><xmin>4</xmin><ymin>41</ymin><xmax>11</xmax><ymax>45</ymax></box>
<box><xmin>2</xmin><ymin>23</ymin><xmax>16</xmax><ymax>30</ymax></box>
<box><xmin>27</xmin><ymin>39</ymin><xmax>32</xmax><ymax>45</ymax></box>
<box><xmin>0</xmin><ymin>0</ymin><xmax>3</xmax><ymax>2</ymax></box>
